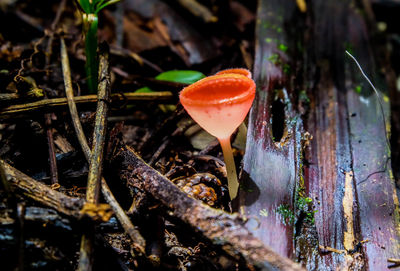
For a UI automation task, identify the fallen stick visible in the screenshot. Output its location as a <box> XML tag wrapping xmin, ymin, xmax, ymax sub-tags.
<box><xmin>78</xmin><ymin>44</ymin><xmax>112</xmax><ymax>271</ymax></box>
<box><xmin>115</xmin><ymin>144</ymin><xmax>304</xmax><ymax>271</ymax></box>
<box><xmin>1</xmin><ymin>160</ymin><xmax>84</xmax><ymax>218</ymax></box>
<box><xmin>0</xmin><ymin>91</ymin><xmax>174</xmax><ymax>119</ymax></box>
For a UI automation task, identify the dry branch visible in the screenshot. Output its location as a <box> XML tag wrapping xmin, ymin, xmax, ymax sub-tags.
<box><xmin>1</xmin><ymin>160</ymin><xmax>84</xmax><ymax>218</ymax></box>
<box><xmin>115</xmin><ymin>145</ymin><xmax>304</xmax><ymax>271</ymax></box>
<box><xmin>0</xmin><ymin>92</ymin><xmax>174</xmax><ymax>119</ymax></box>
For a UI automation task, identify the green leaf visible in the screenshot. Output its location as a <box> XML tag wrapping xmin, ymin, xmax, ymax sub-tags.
<box><xmin>134</xmin><ymin>70</ymin><xmax>204</xmax><ymax>113</ymax></box>
<box><xmin>155</xmin><ymin>70</ymin><xmax>205</xmax><ymax>84</ymax></box>
<box><xmin>95</xmin><ymin>0</ymin><xmax>121</xmax><ymax>13</ymax></box>
<box><xmin>77</xmin><ymin>0</ymin><xmax>92</xmax><ymax>13</ymax></box>
<box><xmin>134</xmin><ymin>70</ymin><xmax>205</xmax><ymax>94</ymax></box>
<box><xmin>83</xmin><ymin>14</ymin><xmax>99</xmax><ymax>93</ymax></box>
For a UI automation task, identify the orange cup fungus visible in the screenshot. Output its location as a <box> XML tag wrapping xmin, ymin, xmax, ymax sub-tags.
<box><xmin>179</xmin><ymin>69</ymin><xmax>256</xmax><ymax>200</ymax></box>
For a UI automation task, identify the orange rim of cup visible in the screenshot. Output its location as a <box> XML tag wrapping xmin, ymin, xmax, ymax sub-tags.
<box><xmin>215</xmin><ymin>68</ymin><xmax>252</xmax><ymax>78</ymax></box>
<box><xmin>179</xmin><ymin>73</ymin><xmax>256</xmax><ymax>106</ymax></box>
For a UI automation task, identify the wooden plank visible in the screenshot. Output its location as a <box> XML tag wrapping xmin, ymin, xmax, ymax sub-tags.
<box><xmin>305</xmin><ymin>1</ymin><xmax>400</xmax><ymax>269</ymax></box>
<box><xmin>244</xmin><ymin>0</ymin><xmax>400</xmax><ymax>269</ymax></box>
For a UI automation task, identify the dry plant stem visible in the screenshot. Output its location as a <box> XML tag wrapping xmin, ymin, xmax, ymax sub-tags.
<box><xmin>61</xmin><ymin>38</ymin><xmax>91</xmax><ymax>157</ymax></box>
<box><xmin>219</xmin><ymin>137</ymin><xmax>239</xmax><ymax>200</ymax></box>
<box><xmin>60</xmin><ymin>39</ymin><xmax>146</xmax><ymax>254</ymax></box>
<box><xmin>117</xmin><ymin>145</ymin><xmax>304</xmax><ymax>271</ymax></box>
<box><xmin>101</xmin><ymin>179</ymin><xmax>146</xmax><ymax>253</ymax></box>
<box><xmin>0</xmin><ymin>92</ymin><xmax>173</xmax><ymax>119</ymax></box>
<box><xmin>42</xmin><ymin>0</ymin><xmax>67</xmax><ymax>186</ymax></box>
<box><xmin>0</xmin><ymin>160</ymin><xmax>84</xmax><ymax>218</ymax></box>
<box><xmin>45</xmin><ymin>113</ymin><xmax>58</xmax><ymax>184</ymax></box>
<box><xmin>85</xmin><ymin>47</ymin><xmax>110</xmax><ymax>205</ymax></box>
<box><xmin>78</xmin><ymin>46</ymin><xmax>111</xmax><ymax>271</ymax></box>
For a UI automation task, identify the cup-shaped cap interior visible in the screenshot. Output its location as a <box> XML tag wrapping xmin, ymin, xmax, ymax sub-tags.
<box><xmin>215</xmin><ymin>68</ymin><xmax>252</xmax><ymax>79</ymax></box>
<box><xmin>180</xmin><ymin>73</ymin><xmax>256</xmax><ymax>139</ymax></box>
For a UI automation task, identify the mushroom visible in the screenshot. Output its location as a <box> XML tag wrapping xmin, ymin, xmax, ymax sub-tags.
<box><xmin>179</xmin><ymin>70</ymin><xmax>256</xmax><ymax>200</ymax></box>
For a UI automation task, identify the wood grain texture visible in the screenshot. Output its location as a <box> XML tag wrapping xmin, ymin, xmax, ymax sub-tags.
<box><xmin>242</xmin><ymin>0</ymin><xmax>400</xmax><ymax>269</ymax></box>
<box><xmin>239</xmin><ymin>0</ymin><xmax>301</xmax><ymax>259</ymax></box>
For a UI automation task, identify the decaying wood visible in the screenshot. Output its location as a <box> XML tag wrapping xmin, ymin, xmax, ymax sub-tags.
<box><xmin>304</xmin><ymin>1</ymin><xmax>400</xmax><ymax>270</ymax></box>
<box><xmin>114</xmin><ymin>144</ymin><xmax>304</xmax><ymax>271</ymax></box>
<box><xmin>239</xmin><ymin>0</ymin><xmax>301</xmax><ymax>259</ymax></box>
<box><xmin>0</xmin><ymin>92</ymin><xmax>174</xmax><ymax>119</ymax></box>
<box><xmin>241</xmin><ymin>0</ymin><xmax>400</xmax><ymax>270</ymax></box>
<box><xmin>1</xmin><ymin>160</ymin><xmax>84</xmax><ymax>218</ymax></box>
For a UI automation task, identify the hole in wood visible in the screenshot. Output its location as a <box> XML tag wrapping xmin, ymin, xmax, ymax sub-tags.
<box><xmin>271</xmin><ymin>98</ymin><xmax>285</xmax><ymax>143</ymax></box>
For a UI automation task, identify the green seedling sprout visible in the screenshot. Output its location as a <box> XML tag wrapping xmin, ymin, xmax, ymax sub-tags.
<box><xmin>76</xmin><ymin>0</ymin><xmax>120</xmax><ymax>93</ymax></box>
<box><xmin>179</xmin><ymin>69</ymin><xmax>256</xmax><ymax>200</ymax></box>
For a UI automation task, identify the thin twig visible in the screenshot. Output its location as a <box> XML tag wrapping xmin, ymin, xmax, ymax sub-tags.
<box><xmin>60</xmin><ymin>39</ymin><xmax>146</xmax><ymax>258</ymax></box>
<box><xmin>101</xmin><ymin>180</ymin><xmax>146</xmax><ymax>253</ymax></box>
<box><xmin>42</xmin><ymin>0</ymin><xmax>67</xmax><ymax>186</ymax></box>
<box><xmin>0</xmin><ymin>91</ymin><xmax>174</xmax><ymax>119</ymax></box>
<box><xmin>45</xmin><ymin>113</ymin><xmax>58</xmax><ymax>184</ymax></box>
<box><xmin>78</xmin><ymin>44</ymin><xmax>111</xmax><ymax>271</ymax></box>
<box><xmin>318</xmin><ymin>245</ymin><xmax>346</xmax><ymax>254</ymax></box>
<box><xmin>85</xmin><ymin>44</ymin><xmax>110</xmax><ymax>204</ymax></box>
<box><xmin>60</xmin><ymin>38</ymin><xmax>91</xmax><ymax>157</ymax></box>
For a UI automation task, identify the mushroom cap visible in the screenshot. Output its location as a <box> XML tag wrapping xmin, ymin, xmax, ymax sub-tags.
<box><xmin>179</xmin><ymin>73</ymin><xmax>255</xmax><ymax>138</ymax></box>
